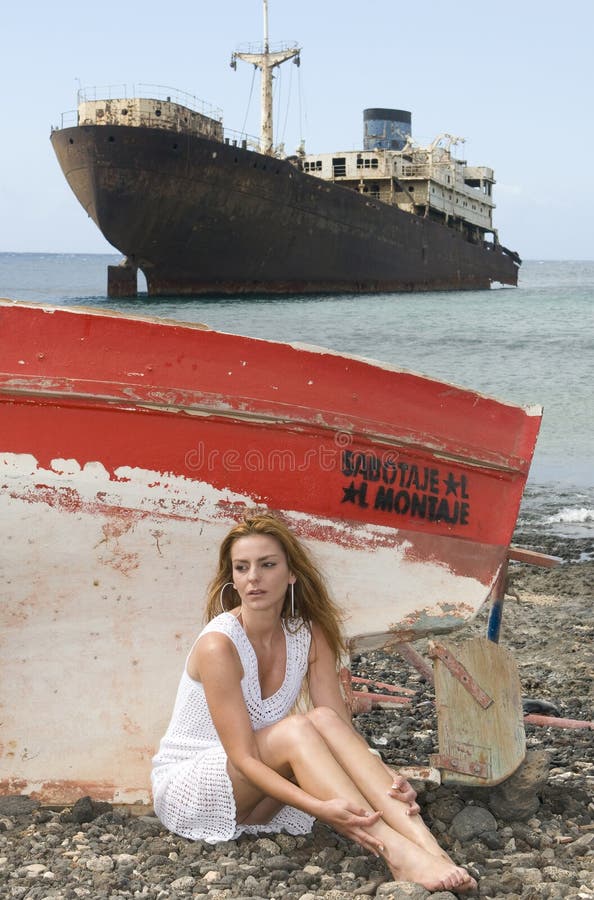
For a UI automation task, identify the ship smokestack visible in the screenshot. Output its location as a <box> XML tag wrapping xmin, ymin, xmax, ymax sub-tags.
<box><xmin>364</xmin><ymin>108</ymin><xmax>411</xmax><ymax>151</ymax></box>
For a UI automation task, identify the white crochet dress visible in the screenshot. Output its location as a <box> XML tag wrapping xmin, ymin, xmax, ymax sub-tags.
<box><xmin>151</xmin><ymin>612</ymin><xmax>315</xmax><ymax>842</ymax></box>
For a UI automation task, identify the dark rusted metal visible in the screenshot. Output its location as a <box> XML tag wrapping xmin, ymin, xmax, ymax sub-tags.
<box><xmin>107</xmin><ymin>262</ymin><xmax>138</xmax><ymax>298</ymax></box>
<box><xmin>50</xmin><ymin>125</ymin><xmax>520</xmax><ymax>299</ymax></box>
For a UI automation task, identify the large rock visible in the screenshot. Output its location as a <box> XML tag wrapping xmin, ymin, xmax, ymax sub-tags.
<box><xmin>450</xmin><ymin>804</ymin><xmax>498</xmax><ymax>842</ymax></box>
<box><xmin>488</xmin><ymin>751</ymin><xmax>550</xmax><ymax>821</ymax></box>
<box><xmin>61</xmin><ymin>795</ymin><xmax>113</xmax><ymax>824</ymax></box>
<box><xmin>427</xmin><ymin>795</ymin><xmax>465</xmax><ymax>824</ymax></box>
<box><xmin>0</xmin><ymin>795</ymin><xmax>39</xmax><ymax>817</ymax></box>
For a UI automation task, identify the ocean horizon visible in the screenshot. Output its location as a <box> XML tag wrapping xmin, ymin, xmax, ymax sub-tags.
<box><xmin>1</xmin><ymin>252</ymin><xmax>593</xmax><ymax>549</ymax></box>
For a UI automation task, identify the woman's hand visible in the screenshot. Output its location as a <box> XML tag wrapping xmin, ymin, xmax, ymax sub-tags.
<box><xmin>318</xmin><ymin>799</ymin><xmax>385</xmax><ymax>856</ymax></box>
<box><xmin>386</xmin><ymin>772</ymin><xmax>420</xmax><ymax>815</ymax></box>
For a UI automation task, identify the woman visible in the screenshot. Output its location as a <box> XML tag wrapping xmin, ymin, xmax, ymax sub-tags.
<box><xmin>151</xmin><ymin>513</ymin><xmax>476</xmax><ymax>893</ymax></box>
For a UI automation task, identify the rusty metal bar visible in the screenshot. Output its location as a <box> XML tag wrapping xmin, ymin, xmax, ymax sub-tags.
<box><xmin>524</xmin><ymin>714</ymin><xmax>594</xmax><ymax>730</ymax></box>
<box><xmin>342</xmin><ymin>669</ymin><xmax>594</xmax><ymax>731</ymax></box>
<box><xmin>428</xmin><ymin>642</ymin><xmax>494</xmax><ymax>709</ymax></box>
<box><xmin>394</xmin><ymin>641</ymin><xmax>435</xmax><ymax>684</ymax></box>
<box><xmin>350</xmin><ymin>674</ymin><xmax>416</xmax><ymax>696</ymax></box>
<box><xmin>351</xmin><ymin>693</ymin><xmax>413</xmax><ymax>713</ymax></box>
<box><xmin>340</xmin><ymin>667</ymin><xmax>413</xmax><ymax>714</ymax></box>
<box><xmin>430</xmin><ymin>753</ymin><xmax>489</xmax><ymax>779</ymax></box>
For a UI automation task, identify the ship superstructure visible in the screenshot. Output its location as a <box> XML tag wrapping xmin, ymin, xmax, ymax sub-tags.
<box><xmin>302</xmin><ymin>131</ymin><xmax>499</xmax><ymax>249</ymax></box>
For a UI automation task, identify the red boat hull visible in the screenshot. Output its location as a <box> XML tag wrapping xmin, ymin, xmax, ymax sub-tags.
<box><xmin>0</xmin><ymin>299</ymin><xmax>540</xmax><ymax>804</ymax></box>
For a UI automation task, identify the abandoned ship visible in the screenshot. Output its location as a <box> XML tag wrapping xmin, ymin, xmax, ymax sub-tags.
<box><xmin>49</xmin><ymin>1</ymin><xmax>521</xmax><ymax>298</ymax></box>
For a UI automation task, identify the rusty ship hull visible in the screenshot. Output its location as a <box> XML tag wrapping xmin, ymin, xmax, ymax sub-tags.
<box><xmin>50</xmin><ymin>123</ymin><xmax>519</xmax><ymax>297</ymax></box>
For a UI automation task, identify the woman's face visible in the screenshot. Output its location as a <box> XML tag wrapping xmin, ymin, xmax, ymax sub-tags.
<box><xmin>230</xmin><ymin>534</ymin><xmax>294</xmax><ymax>613</ymax></box>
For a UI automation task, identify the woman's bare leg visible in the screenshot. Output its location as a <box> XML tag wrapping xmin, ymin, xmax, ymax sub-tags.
<box><xmin>307</xmin><ymin>706</ymin><xmax>451</xmax><ymax>859</ymax></box>
<box><xmin>227</xmin><ymin>713</ymin><xmax>476</xmax><ymax>893</ymax></box>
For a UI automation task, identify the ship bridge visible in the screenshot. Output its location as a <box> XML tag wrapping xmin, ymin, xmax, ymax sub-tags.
<box><xmin>300</xmin><ymin>138</ymin><xmax>498</xmax><ymax>244</ymax></box>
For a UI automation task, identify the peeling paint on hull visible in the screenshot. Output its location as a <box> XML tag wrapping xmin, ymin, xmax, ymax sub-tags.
<box><xmin>0</xmin><ymin>300</ymin><xmax>541</xmax><ymax>804</ymax></box>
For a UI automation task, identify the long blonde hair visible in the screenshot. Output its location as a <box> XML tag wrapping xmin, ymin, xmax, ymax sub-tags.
<box><xmin>205</xmin><ymin>512</ymin><xmax>346</xmax><ymax>666</ymax></box>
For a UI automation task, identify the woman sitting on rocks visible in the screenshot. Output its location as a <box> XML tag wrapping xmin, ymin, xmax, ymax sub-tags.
<box><xmin>151</xmin><ymin>512</ymin><xmax>477</xmax><ymax>894</ymax></box>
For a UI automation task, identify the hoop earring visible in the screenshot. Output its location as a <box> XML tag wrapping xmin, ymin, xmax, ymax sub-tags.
<box><xmin>290</xmin><ymin>581</ymin><xmax>295</xmax><ymax>618</ymax></box>
<box><xmin>220</xmin><ymin>582</ymin><xmax>235</xmax><ymax>614</ymax></box>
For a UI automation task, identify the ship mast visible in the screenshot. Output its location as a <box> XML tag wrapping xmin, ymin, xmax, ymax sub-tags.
<box><xmin>231</xmin><ymin>0</ymin><xmax>300</xmax><ymax>156</ymax></box>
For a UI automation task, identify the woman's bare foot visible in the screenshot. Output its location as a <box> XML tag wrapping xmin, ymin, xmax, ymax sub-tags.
<box><xmin>382</xmin><ymin>838</ymin><xmax>477</xmax><ymax>893</ymax></box>
<box><xmin>399</xmin><ymin>815</ymin><xmax>463</xmax><ymax>868</ymax></box>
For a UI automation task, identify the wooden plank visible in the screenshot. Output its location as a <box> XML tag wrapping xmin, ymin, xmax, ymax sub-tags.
<box><xmin>431</xmin><ymin>637</ymin><xmax>526</xmax><ymax>786</ymax></box>
<box><xmin>507</xmin><ymin>546</ymin><xmax>561</xmax><ymax>567</ymax></box>
<box><xmin>428</xmin><ymin>642</ymin><xmax>493</xmax><ymax>708</ymax></box>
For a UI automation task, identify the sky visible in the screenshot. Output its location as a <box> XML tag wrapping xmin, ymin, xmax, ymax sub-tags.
<box><xmin>1</xmin><ymin>0</ymin><xmax>593</xmax><ymax>259</ymax></box>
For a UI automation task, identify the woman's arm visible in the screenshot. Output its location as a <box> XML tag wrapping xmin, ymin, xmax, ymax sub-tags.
<box><xmin>192</xmin><ymin>632</ymin><xmax>355</xmax><ymax>821</ymax></box>
<box><xmin>307</xmin><ymin>621</ymin><xmax>352</xmax><ymax>723</ymax></box>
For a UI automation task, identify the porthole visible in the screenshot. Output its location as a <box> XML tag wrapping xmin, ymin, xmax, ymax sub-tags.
<box><xmin>155</xmin><ymin>109</ymin><xmax>162</xmax><ymax>117</ymax></box>
<box><xmin>121</xmin><ymin>108</ymin><xmax>128</xmax><ymax>116</ymax></box>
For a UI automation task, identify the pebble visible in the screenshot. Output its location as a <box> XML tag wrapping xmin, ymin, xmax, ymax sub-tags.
<box><xmin>21</xmin><ymin>862</ymin><xmax>47</xmax><ymax>877</ymax></box>
<box><xmin>85</xmin><ymin>853</ymin><xmax>114</xmax><ymax>872</ymax></box>
<box><xmin>170</xmin><ymin>874</ymin><xmax>196</xmax><ymax>890</ymax></box>
<box><xmin>376</xmin><ymin>882</ymin><xmax>430</xmax><ymax>898</ymax></box>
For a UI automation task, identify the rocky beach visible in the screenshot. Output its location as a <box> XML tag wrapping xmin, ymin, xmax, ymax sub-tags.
<box><xmin>1</xmin><ymin>545</ymin><xmax>592</xmax><ymax>900</ymax></box>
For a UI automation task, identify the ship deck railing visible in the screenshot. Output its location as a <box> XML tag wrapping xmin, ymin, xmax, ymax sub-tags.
<box><xmin>53</xmin><ymin>110</ymin><xmax>77</xmax><ymax>130</ymax></box>
<box><xmin>53</xmin><ymin>84</ymin><xmax>223</xmax><ymax>130</ymax></box>
<box><xmin>234</xmin><ymin>40</ymin><xmax>300</xmax><ymax>55</ymax></box>
<box><xmin>400</xmin><ymin>164</ymin><xmax>433</xmax><ymax>178</ymax></box>
<box><xmin>52</xmin><ymin>108</ymin><xmax>261</xmax><ymax>151</ymax></box>
<box><xmin>222</xmin><ymin>128</ymin><xmax>261</xmax><ymax>152</ymax></box>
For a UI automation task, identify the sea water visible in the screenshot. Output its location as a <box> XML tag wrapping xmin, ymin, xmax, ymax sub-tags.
<box><xmin>1</xmin><ymin>253</ymin><xmax>592</xmax><ymax>547</ymax></box>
